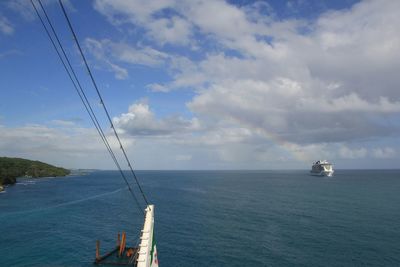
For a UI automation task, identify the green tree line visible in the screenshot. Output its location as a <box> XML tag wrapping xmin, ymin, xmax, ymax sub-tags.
<box><xmin>0</xmin><ymin>157</ymin><xmax>70</xmax><ymax>185</ymax></box>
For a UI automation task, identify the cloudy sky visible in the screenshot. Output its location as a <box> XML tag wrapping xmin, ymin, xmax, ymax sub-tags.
<box><xmin>0</xmin><ymin>0</ymin><xmax>399</xmax><ymax>169</ymax></box>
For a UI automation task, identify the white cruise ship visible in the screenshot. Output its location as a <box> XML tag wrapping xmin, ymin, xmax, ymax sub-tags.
<box><xmin>310</xmin><ymin>160</ymin><xmax>334</xmax><ymax>177</ymax></box>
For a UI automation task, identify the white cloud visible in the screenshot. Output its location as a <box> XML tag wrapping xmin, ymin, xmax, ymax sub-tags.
<box><xmin>372</xmin><ymin>147</ymin><xmax>396</xmax><ymax>159</ymax></box>
<box><xmin>182</xmin><ymin>0</ymin><xmax>257</xmax><ymax>39</ymax></box>
<box><xmin>93</xmin><ymin>0</ymin><xmax>192</xmax><ymax>45</ymax></box>
<box><xmin>3</xmin><ymin>0</ymin><xmax>400</xmax><ymax>169</ymax></box>
<box><xmin>87</xmin><ymin>0</ymin><xmax>400</xmax><ymax>168</ymax></box>
<box><xmin>0</xmin><ymin>15</ymin><xmax>14</xmax><ymax>35</ymax></box>
<box><xmin>108</xmin><ymin>42</ymin><xmax>168</xmax><ymax>66</ymax></box>
<box><xmin>6</xmin><ymin>0</ymin><xmax>36</xmax><ymax>21</ymax></box>
<box><xmin>0</xmin><ymin>123</ymin><xmax>136</xmax><ymax>169</ymax></box>
<box><xmin>175</xmin><ymin>154</ymin><xmax>192</xmax><ymax>161</ymax></box>
<box><xmin>51</xmin><ymin>120</ymin><xmax>77</xmax><ymax>127</ymax></box>
<box><xmin>180</xmin><ymin>0</ymin><xmax>400</xmax><ymax>145</ymax></box>
<box><xmin>146</xmin><ymin>83</ymin><xmax>169</xmax><ymax>93</ymax></box>
<box><xmin>108</xmin><ymin>62</ymin><xmax>129</xmax><ymax>80</ymax></box>
<box><xmin>297</xmin><ymin>93</ymin><xmax>400</xmax><ymax>113</ymax></box>
<box><xmin>93</xmin><ymin>0</ymin><xmax>175</xmax><ymax>24</ymax></box>
<box><xmin>338</xmin><ymin>145</ymin><xmax>397</xmax><ymax>160</ymax></box>
<box><xmin>113</xmin><ymin>100</ymin><xmax>200</xmax><ymax>136</ymax></box>
<box><xmin>339</xmin><ymin>145</ymin><xmax>368</xmax><ymax>159</ymax></box>
<box><xmin>6</xmin><ymin>0</ymin><xmax>76</xmax><ymax>21</ymax></box>
<box><xmin>0</xmin><ymin>49</ymin><xmax>22</xmax><ymax>58</ymax></box>
<box><xmin>0</xmin><ymin>124</ymin><xmax>104</xmax><ymax>168</ymax></box>
<box><xmin>84</xmin><ymin>38</ymin><xmax>169</xmax><ymax>79</ymax></box>
<box><xmin>84</xmin><ymin>38</ymin><xmax>128</xmax><ymax>80</ymax></box>
<box><xmin>146</xmin><ymin>16</ymin><xmax>192</xmax><ymax>45</ymax></box>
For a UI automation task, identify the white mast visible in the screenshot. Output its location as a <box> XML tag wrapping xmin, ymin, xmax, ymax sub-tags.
<box><xmin>137</xmin><ymin>205</ymin><xmax>157</xmax><ymax>267</ymax></box>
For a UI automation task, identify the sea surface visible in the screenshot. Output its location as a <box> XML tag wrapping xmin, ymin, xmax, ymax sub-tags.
<box><xmin>0</xmin><ymin>170</ymin><xmax>399</xmax><ymax>267</ymax></box>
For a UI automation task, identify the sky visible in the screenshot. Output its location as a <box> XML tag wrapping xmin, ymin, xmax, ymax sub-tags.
<box><xmin>0</xmin><ymin>0</ymin><xmax>399</xmax><ymax>170</ymax></box>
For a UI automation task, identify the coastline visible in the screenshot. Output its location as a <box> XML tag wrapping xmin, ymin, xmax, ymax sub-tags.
<box><xmin>0</xmin><ymin>175</ymin><xmax>68</xmax><ymax>193</ymax></box>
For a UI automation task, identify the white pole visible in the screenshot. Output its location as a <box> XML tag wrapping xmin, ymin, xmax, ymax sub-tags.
<box><xmin>137</xmin><ymin>205</ymin><xmax>155</xmax><ymax>267</ymax></box>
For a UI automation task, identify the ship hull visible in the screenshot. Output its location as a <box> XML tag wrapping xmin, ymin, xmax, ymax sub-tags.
<box><xmin>310</xmin><ymin>170</ymin><xmax>334</xmax><ymax>177</ymax></box>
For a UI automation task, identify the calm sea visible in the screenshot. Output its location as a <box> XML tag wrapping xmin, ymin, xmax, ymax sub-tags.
<box><xmin>0</xmin><ymin>170</ymin><xmax>399</xmax><ymax>266</ymax></box>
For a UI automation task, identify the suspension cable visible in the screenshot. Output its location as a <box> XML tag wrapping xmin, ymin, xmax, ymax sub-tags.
<box><xmin>30</xmin><ymin>0</ymin><xmax>144</xmax><ymax>214</ymax></box>
<box><xmin>58</xmin><ymin>0</ymin><xmax>149</xmax><ymax>206</ymax></box>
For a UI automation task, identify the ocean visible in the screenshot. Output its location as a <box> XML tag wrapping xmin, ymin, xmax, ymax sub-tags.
<box><xmin>0</xmin><ymin>170</ymin><xmax>399</xmax><ymax>266</ymax></box>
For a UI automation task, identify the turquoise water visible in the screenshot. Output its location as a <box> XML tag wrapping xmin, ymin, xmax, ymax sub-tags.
<box><xmin>0</xmin><ymin>170</ymin><xmax>399</xmax><ymax>266</ymax></box>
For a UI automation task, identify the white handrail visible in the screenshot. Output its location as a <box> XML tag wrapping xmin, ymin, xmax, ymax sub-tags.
<box><xmin>137</xmin><ymin>205</ymin><xmax>155</xmax><ymax>267</ymax></box>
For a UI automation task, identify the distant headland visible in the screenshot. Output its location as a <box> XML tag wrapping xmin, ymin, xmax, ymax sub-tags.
<box><xmin>0</xmin><ymin>157</ymin><xmax>70</xmax><ymax>191</ymax></box>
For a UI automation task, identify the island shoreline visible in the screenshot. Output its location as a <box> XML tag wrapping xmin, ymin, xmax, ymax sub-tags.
<box><xmin>0</xmin><ymin>157</ymin><xmax>71</xmax><ymax>192</ymax></box>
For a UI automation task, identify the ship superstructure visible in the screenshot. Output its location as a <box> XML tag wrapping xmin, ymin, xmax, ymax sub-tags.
<box><xmin>310</xmin><ymin>160</ymin><xmax>334</xmax><ymax>177</ymax></box>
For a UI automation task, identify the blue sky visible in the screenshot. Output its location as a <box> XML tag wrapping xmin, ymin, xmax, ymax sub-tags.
<box><xmin>1</xmin><ymin>0</ymin><xmax>399</xmax><ymax>169</ymax></box>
